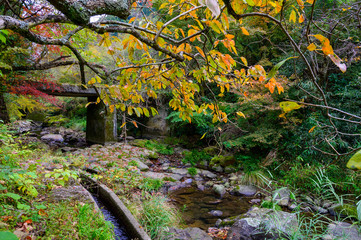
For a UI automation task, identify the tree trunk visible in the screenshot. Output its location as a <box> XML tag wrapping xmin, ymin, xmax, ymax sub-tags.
<box><xmin>47</xmin><ymin>0</ymin><xmax>130</xmax><ymax>25</ymax></box>
<box><xmin>0</xmin><ymin>87</ymin><xmax>9</xmax><ymax>123</ymax></box>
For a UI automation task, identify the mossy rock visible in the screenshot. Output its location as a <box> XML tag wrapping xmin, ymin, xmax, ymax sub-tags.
<box><xmin>204</xmin><ymin>146</ymin><xmax>219</xmax><ymax>155</ymax></box>
<box><xmin>333</xmin><ymin>204</ymin><xmax>357</xmax><ymax>218</ymax></box>
<box><xmin>130</xmin><ymin>139</ymin><xmax>148</xmax><ymax>148</ymax></box>
<box><xmin>210</xmin><ymin>155</ymin><xmax>235</xmax><ymax>167</ymax></box>
<box><xmin>147</xmin><ymin>152</ymin><xmax>159</xmax><ymax>160</ymax></box>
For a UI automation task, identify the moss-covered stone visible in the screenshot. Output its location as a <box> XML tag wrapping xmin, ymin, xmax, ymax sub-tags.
<box><xmin>147</xmin><ymin>152</ymin><xmax>159</xmax><ymax>160</ymax></box>
<box><xmin>210</xmin><ymin>155</ymin><xmax>235</xmax><ymax>167</ymax></box>
<box><xmin>130</xmin><ymin>139</ymin><xmax>148</xmax><ymax>148</ymax></box>
<box><xmin>333</xmin><ymin>204</ymin><xmax>357</xmax><ymax>218</ymax></box>
<box><xmin>204</xmin><ymin>146</ymin><xmax>219</xmax><ymax>155</ymax></box>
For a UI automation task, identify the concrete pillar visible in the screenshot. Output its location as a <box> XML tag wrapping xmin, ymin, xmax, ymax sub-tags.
<box><xmin>86</xmin><ymin>97</ymin><xmax>117</xmax><ymax>144</ymax></box>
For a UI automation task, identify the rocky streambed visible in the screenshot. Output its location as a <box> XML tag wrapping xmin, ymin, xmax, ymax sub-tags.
<box><xmin>10</xmin><ymin>120</ymin><xmax>361</xmax><ymax>240</ymax></box>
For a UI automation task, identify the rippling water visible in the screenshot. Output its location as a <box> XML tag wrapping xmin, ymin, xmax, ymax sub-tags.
<box><xmin>92</xmin><ymin>195</ymin><xmax>130</xmax><ymax>240</ymax></box>
<box><xmin>170</xmin><ymin>187</ymin><xmax>253</xmax><ymax>230</ymax></box>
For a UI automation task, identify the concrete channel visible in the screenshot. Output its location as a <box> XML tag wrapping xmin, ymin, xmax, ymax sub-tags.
<box><xmin>80</xmin><ymin>173</ymin><xmax>151</xmax><ymax>240</ymax></box>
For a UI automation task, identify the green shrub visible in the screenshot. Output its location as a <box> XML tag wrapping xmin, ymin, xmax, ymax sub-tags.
<box><xmin>182</xmin><ymin>149</ymin><xmax>211</xmax><ymax>166</ymax></box>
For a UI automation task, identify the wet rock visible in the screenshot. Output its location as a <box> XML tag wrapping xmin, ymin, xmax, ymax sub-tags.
<box><xmin>200</xmin><ymin>170</ymin><xmax>217</xmax><ymax>179</ymax></box>
<box><xmin>213</xmin><ymin>184</ymin><xmax>226</xmax><ymax>198</ymax></box>
<box><xmin>215</xmin><ymin>219</ymin><xmax>222</xmax><ymax>228</ymax></box>
<box><xmin>232</xmin><ymin>185</ymin><xmax>257</xmax><ymax>196</ymax></box>
<box><xmin>209</xmin><ymin>210</ymin><xmax>223</xmax><ymax>217</ymax></box>
<box><xmin>273</xmin><ymin>187</ymin><xmax>290</xmax><ymax>206</ymax></box>
<box><xmin>312</xmin><ymin>205</ymin><xmax>328</xmax><ymax>214</ymax></box>
<box><xmin>197</xmin><ymin>184</ymin><xmax>205</xmax><ymax>191</ymax></box>
<box><xmin>323</xmin><ymin>222</ymin><xmax>361</xmax><ymax>240</ymax></box>
<box><xmin>322</xmin><ymin>200</ymin><xmax>333</xmax><ymax>209</ymax></box>
<box><xmin>288</xmin><ymin>203</ymin><xmax>298</xmax><ymax>211</ymax></box>
<box><xmin>226</xmin><ymin>207</ymin><xmax>298</xmax><ymax>240</ymax></box>
<box><xmin>41</xmin><ymin>134</ymin><xmax>64</xmax><ymax>143</ymax></box>
<box><xmin>211</xmin><ymin>165</ymin><xmax>223</xmax><ymax>173</ymax></box>
<box><xmin>135</xmin><ymin>160</ymin><xmax>149</xmax><ymax>172</ymax></box>
<box><xmin>250</xmin><ymin>199</ymin><xmax>261</xmax><ymax>204</ymax></box>
<box><xmin>167</xmin><ymin>227</ymin><xmax>212</xmax><ymax>240</ymax></box>
<box><xmin>224</xmin><ymin>166</ymin><xmax>237</xmax><ymax>173</ymax></box>
<box><xmin>184</xmin><ymin>179</ymin><xmax>193</xmax><ymax>184</ymax></box>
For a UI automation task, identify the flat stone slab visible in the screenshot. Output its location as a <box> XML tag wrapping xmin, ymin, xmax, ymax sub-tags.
<box><xmin>143</xmin><ymin>172</ymin><xmax>167</xmax><ymax>179</ymax></box>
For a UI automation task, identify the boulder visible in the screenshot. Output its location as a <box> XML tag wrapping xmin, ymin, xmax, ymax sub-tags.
<box><xmin>41</xmin><ymin>134</ymin><xmax>64</xmax><ymax>143</ymax></box>
<box><xmin>273</xmin><ymin>187</ymin><xmax>290</xmax><ymax>206</ymax></box>
<box><xmin>167</xmin><ymin>227</ymin><xmax>212</xmax><ymax>240</ymax></box>
<box><xmin>232</xmin><ymin>185</ymin><xmax>257</xmax><ymax>196</ymax></box>
<box><xmin>10</xmin><ymin>120</ymin><xmax>39</xmax><ymax>134</ymax></box>
<box><xmin>209</xmin><ymin>210</ymin><xmax>223</xmax><ymax>217</ymax></box>
<box><xmin>135</xmin><ymin>160</ymin><xmax>149</xmax><ymax>172</ymax></box>
<box><xmin>213</xmin><ymin>184</ymin><xmax>226</xmax><ymax>198</ymax></box>
<box><xmin>323</xmin><ymin>222</ymin><xmax>361</xmax><ymax>240</ymax></box>
<box><xmin>200</xmin><ymin>170</ymin><xmax>217</xmax><ymax>179</ymax></box>
<box><xmin>226</xmin><ymin>207</ymin><xmax>298</xmax><ymax>240</ymax></box>
<box><xmin>212</xmin><ymin>165</ymin><xmax>223</xmax><ymax>173</ymax></box>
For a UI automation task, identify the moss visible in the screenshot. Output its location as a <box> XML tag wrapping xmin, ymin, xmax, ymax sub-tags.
<box><xmin>210</xmin><ymin>155</ymin><xmax>235</xmax><ymax>167</ymax></box>
<box><xmin>163</xmin><ymin>177</ymin><xmax>177</xmax><ymax>182</ymax></box>
<box><xmin>334</xmin><ymin>204</ymin><xmax>357</xmax><ymax>218</ymax></box>
<box><xmin>148</xmin><ymin>152</ymin><xmax>159</xmax><ymax>160</ymax></box>
<box><xmin>203</xmin><ymin>146</ymin><xmax>219</xmax><ymax>155</ymax></box>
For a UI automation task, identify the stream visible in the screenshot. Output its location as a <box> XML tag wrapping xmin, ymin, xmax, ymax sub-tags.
<box><xmin>170</xmin><ymin>186</ymin><xmax>253</xmax><ymax>230</ymax></box>
<box><xmin>91</xmin><ymin>194</ymin><xmax>130</xmax><ymax>240</ymax></box>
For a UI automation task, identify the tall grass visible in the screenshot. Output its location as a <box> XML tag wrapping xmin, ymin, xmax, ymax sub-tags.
<box><xmin>129</xmin><ymin>193</ymin><xmax>181</xmax><ymax>240</ymax></box>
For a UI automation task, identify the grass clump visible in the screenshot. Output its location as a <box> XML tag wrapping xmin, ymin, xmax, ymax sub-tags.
<box><xmin>139</xmin><ymin>178</ymin><xmax>164</xmax><ymax>192</ymax></box>
<box><xmin>130</xmin><ymin>193</ymin><xmax>181</xmax><ymax>240</ymax></box>
<box><xmin>187</xmin><ymin>167</ymin><xmax>197</xmax><ymax>176</ymax></box>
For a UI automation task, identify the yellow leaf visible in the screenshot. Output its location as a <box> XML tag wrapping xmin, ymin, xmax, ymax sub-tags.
<box><xmin>109</xmin><ymin>105</ymin><xmax>115</xmax><ymax>113</ymax></box>
<box><xmin>346</xmin><ymin>149</ymin><xmax>361</xmax><ymax>169</ymax></box>
<box><xmin>289</xmin><ymin>10</ymin><xmax>297</xmax><ymax>23</ymax></box>
<box><xmin>308</xmin><ymin>126</ymin><xmax>316</xmax><ymax>133</ymax></box>
<box><xmin>307</xmin><ymin>43</ymin><xmax>317</xmax><ymax>51</ymax></box>
<box><xmin>236</xmin><ymin>111</ymin><xmax>246</xmax><ymax>118</ymax></box>
<box><xmin>241</xmin><ymin>57</ymin><xmax>248</xmax><ymax>66</ymax></box>
<box><xmin>241</xmin><ymin>27</ymin><xmax>250</xmax><ymax>35</ymax></box>
<box><xmin>299</xmin><ymin>14</ymin><xmax>305</xmax><ymax>23</ymax></box>
<box><xmin>88</xmin><ymin>78</ymin><xmax>96</xmax><ymax>85</ymax></box>
<box><xmin>128</xmin><ymin>17</ymin><xmax>136</xmax><ymax>24</ymax></box>
<box><xmin>132</xmin><ymin>121</ymin><xmax>138</xmax><ymax>128</ymax></box>
<box><xmin>279</xmin><ymin>101</ymin><xmax>302</xmax><ymax>113</ymax></box>
<box><xmin>120</xmin><ymin>122</ymin><xmax>126</xmax><ymax>128</ymax></box>
<box><xmin>195</xmin><ymin>46</ymin><xmax>206</xmax><ymax>58</ymax></box>
<box><xmin>313</xmin><ymin>34</ymin><xmax>334</xmax><ymax>55</ymax></box>
<box><xmin>200</xmin><ymin>132</ymin><xmax>207</xmax><ymax>140</ymax></box>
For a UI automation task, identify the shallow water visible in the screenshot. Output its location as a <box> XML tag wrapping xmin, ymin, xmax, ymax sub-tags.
<box><xmin>92</xmin><ymin>195</ymin><xmax>130</xmax><ymax>240</ymax></box>
<box><xmin>170</xmin><ymin>187</ymin><xmax>253</xmax><ymax>230</ymax></box>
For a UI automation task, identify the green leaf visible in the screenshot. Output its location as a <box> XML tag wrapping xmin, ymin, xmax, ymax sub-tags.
<box><xmin>0</xmin><ymin>232</ymin><xmax>19</xmax><ymax>240</ymax></box>
<box><xmin>0</xmin><ymin>34</ymin><xmax>6</xmax><ymax>44</ymax></box>
<box><xmin>5</xmin><ymin>192</ymin><xmax>21</xmax><ymax>200</ymax></box>
<box><xmin>268</xmin><ymin>56</ymin><xmax>298</xmax><ymax>79</ymax></box>
<box><xmin>17</xmin><ymin>203</ymin><xmax>30</xmax><ymax>210</ymax></box>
